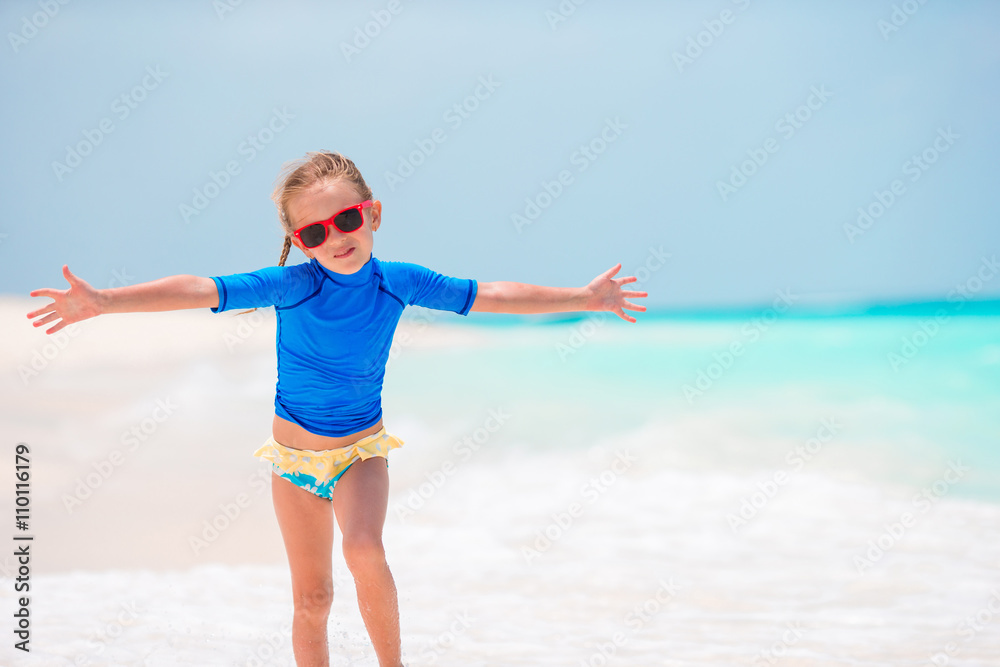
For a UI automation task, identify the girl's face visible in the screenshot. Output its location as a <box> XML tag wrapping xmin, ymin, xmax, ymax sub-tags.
<box><xmin>287</xmin><ymin>179</ymin><xmax>381</xmax><ymax>274</ymax></box>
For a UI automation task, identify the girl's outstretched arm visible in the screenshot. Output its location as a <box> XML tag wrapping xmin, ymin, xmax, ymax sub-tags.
<box><xmin>26</xmin><ymin>264</ymin><xmax>219</xmax><ymax>335</ymax></box>
<box><xmin>469</xmin><ymin>263</ymin><xmax>648</xmax><ymax>323</ymax></box>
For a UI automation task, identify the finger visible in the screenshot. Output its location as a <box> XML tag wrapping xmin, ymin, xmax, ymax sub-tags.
<box><xmin>614</xmin><ymin>276</ymin><xmax>638</xmax><ymax>285</ymax></box>
<box><xmin>29</xmin><ymin>288</ymin><xmax>59</xmax><ymax>298</ymax></box>
<box><xmin>43</xmin><ymin>320</ymin><xmax>67</xmax><ymax>335</ymax></box>
<box><xmin>622</xmin><ymin>301</ymin><xmax>647</xmax><ymax>311</ymax></box>
<box><xmin>32</xmin><ymin>312</ymin><xmax>61</xmax><ymax>327</ymax></box>
<box><xmin>27</xmin><ymin>305</ymin><xmax>57</xmax><ymax>319</ymax></box>
<box><xmin>621</xmin><ymin>290</ymin><xmax>648</xmax><ymax>298</ymax></box>
<box><xmin>603</xmin><ymin>263</ymin><xmax>622</xmax><ymax>278</ymax></box>
<box><xmin>26</xmin><ymin>303</ymin><xmax>56</xmax><ymax>318</ymax></box>
<box><xmin>63</xmin><ymin>264</ymin><xmax>75</xmax><ymax>283</ymax></box>
<box><xmin>615</xmin><ymin>307</ymin><xmax>636</xmax><ymax>324</ymax></box>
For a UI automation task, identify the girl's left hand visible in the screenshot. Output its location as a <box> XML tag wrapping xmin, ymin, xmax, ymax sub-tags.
<box><xmin>584</xmin><ymin>263</ymin><xmax>648</xmax><ymax>323</ymax></box>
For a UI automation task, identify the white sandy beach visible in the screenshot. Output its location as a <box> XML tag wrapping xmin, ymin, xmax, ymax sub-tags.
<box><xmin>2</xmin><ymin>298</ymin><xmax>1000</xmax><ymax>666</ymax></box>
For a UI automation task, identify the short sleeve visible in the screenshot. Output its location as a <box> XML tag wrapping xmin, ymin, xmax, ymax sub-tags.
<box><xmin>209</xmin><ymin>263</ymin><xmax>317</xmax><ymax>313</ymax></box>
<box><xmin>392</xmin><ymin>262</ymin><xmax>477</xmax><ymax>316</ymax></box>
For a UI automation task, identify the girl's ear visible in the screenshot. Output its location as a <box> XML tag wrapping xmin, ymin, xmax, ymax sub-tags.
<box><xmin>370</xmin><ymin>200</ymin><xmax>382</xmax><ymax>232</ymax></box>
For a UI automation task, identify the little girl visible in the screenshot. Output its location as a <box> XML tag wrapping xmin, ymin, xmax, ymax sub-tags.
<box><xmin>26</xmin><ymin>151</ymin><xmax>647</xmax><ymax>666</ymax></box>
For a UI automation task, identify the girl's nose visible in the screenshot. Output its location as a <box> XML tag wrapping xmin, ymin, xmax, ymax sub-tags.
<box><xmin>326</xmin><ymin>224</ymin><xmax>349</xmax><ymax>239</ymax></box>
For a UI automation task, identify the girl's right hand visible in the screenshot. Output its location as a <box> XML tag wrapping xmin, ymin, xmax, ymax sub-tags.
<box><xmin>26</xmin><ymin>265</ymin><xmax>103</xmax><ymax>335</ymax></box>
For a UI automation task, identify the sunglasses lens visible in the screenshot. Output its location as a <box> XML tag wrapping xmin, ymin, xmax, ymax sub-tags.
<box><xmin>299</xmin><ymin>223</ymin><xmax>327</xmax><ymax>248</ymax></box>
<box><xmin>335</xmin><ymin>208</ymin><xmax>364</xmax><ymax>233</ymax></box>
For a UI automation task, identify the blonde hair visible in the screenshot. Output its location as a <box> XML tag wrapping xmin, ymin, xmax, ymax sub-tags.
<box><xmin>237</xmin><ymin>151</ymin><xmax>374</xmax><ymax>315</ymax></box>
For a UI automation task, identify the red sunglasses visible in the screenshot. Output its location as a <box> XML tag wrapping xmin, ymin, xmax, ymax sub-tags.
<box><xmin>292</xmin><ymin>200</ymin><xmax>372</xmax><ymax>249</ymax></box>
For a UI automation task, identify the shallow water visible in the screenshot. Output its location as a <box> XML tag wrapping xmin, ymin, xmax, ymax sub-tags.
<box><xmin>2</xmin><ymin>300</ymin><xmax>998</xmax><ymax>665</ymax></box>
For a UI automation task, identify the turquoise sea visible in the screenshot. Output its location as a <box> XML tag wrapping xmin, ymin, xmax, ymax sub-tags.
<box><xmin>399</xmin><ymin>301</ymin><xmax>1000</xmax><ymax>503</ymax></box>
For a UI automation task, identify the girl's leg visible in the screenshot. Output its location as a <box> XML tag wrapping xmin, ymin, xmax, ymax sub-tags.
<box><xmin>332</xmin><ymin>457</ymin><xmax>403</xmax><ymax>667</ymax></box>
<box><xmin>271</xmin><ymin>470</ymin><xmax>335</xmax><ymax>667</ymax></box>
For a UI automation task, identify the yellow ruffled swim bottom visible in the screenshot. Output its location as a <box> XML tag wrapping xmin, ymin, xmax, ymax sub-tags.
<box><xmin>254</xmin><ymin>426</ymin><xmax>404</xmax><ymax>500</ymax></box>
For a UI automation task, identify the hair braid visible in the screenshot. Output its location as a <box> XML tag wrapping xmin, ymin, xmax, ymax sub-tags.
<box><xmin>278</xmin><ymin>235</ymin><xmax>291</xmax><ymax>267</ymax></box>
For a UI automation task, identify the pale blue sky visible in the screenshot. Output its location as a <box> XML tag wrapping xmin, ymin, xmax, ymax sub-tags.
<box><xmin>2</xmin><ymin>0</ymin><xmax>998</xmax><ymax>309</ymax></box>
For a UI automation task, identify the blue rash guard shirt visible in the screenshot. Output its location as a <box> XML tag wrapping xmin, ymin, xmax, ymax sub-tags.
<box><xmin>209</xmin><ymin>255</ymin><xmax>477</xmax><ymax>437</ymax></box>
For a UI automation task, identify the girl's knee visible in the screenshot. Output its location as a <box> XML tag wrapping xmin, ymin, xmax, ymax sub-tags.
<box><xmin>294</xmin><ymin>579</ymin><xmax>334</xmax><ymax>615</ymax></box>
<box><xmin>342</xmin><ymin>535</ymin><xmax>386</xmax><ymax>574</ymax></box>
